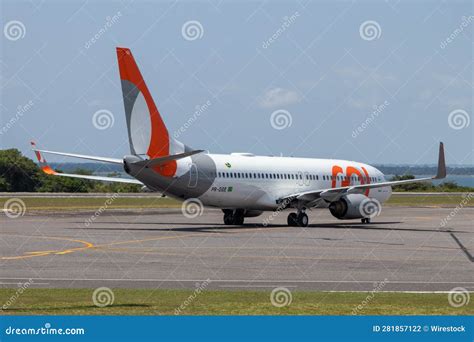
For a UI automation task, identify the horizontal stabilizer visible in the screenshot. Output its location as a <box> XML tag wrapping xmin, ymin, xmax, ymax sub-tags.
<box><xmin>31</xmin><ymin>146</ymin><xmax>123</xmax><ymax>164</ymax></box>
<box><xmin>43</xmin><ymin>172</ymin><xmax>143</xmax><ymax>184</ymax></box>
<box><xmin>31</xmin><ymin>141</ymin><xmax>142</xmax><ymax>185</ymax></box>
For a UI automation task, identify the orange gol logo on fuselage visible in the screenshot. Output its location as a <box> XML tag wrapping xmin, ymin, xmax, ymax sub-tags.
<box><xmin>331</xmin><ymin>165</ymin><xmax>370</xmax><ymax>196</ymax></box>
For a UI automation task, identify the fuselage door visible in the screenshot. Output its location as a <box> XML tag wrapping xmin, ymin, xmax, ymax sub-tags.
<box><xmin>188</xmin><ymin>163</ymin><xmax>198</xmax><ymax>188</ymax></box>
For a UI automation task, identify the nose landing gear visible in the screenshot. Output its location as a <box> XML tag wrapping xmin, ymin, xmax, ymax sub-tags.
<box><xmin>287</xmin><ymin>210</ymin><xmax>309</xmax><ymax>227</ymax></box>
<box><xmin>361</xmin><ymin>218</ymin><xmax>371</xmax><ymax>224</ymax></box>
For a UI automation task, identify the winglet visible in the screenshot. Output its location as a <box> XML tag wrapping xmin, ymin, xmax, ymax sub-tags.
<box><xmin>434</xmin><ymin>142</ymin><xmax>446</xmax><ymax>179</ymax></box>
<box><xmin>30</xmin><ymin>141</ymin><xmax>57</xmax><ymax>175</ymax></box>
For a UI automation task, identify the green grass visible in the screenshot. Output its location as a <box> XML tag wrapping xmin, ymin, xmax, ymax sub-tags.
<box><xmin>1</xmin><ymin>194</ymin><xmax>472</xmax><ymax>211</ymax></box>
<box><xmin>0</xmin><ymin>289</ymin><xmax>472</xmax><ymax>315</ymax></box>
<box><xmin>0</xmin><ymin>197</ymin><xmax>181</xmax><ymax>210</ymax></box>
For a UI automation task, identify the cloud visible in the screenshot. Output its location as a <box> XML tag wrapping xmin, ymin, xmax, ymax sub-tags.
<box><xmin>257</xmin><ymin>87</ymin><xmax>302</xmax><ymax>108</ymax></box>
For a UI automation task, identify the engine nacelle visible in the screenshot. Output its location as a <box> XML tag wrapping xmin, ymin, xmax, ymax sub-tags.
<box><xmin>329</xmin><ymin>194</ymin><xmax>371</xmax><ymax>220</ymax></box>
<box><xmin>221</xmin><ymin>209</ymin><xmax>263</xmax><ymax>218</ymax></box>
<box><xmin>244</xmin><ymin>210</ymin><xmax>263</xmax><ymax>218</ymax></box>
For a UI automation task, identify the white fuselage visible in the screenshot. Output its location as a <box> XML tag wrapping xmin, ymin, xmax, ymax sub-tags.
<box><xmin>195</xmin><ymin>153</ymin><xmax>392</xmax><ymax>210</ymax></box>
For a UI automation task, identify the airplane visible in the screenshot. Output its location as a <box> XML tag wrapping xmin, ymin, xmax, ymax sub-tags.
<box><xmin>31</xmin><ymin>47</ymin><xmax>447</xmax><ymax>227</ymax></box>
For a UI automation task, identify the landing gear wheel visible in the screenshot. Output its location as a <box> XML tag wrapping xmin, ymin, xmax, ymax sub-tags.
<box><xmin>232</xmin><ymin>209</ymin><xmax>245</xmax><ymax>225</ymax></box>
<box><xmin>223</xmin><ymin>210</ymin><xmax>245</xmax><ymax>225</ymax></box>
<box><xmin>361</xmin><ymin>218</ymin><xmax>371</xmax><ymax>224</ymax></box>
<box><xmin>297</xmin><ymin>212</ymin><xmax>309</xmax><ymax>227</ymax></box>
<box><xmin>224</xmin><ymin>212</ymin><xmax>233</xmax><ymax>225</ymax></box>
<box><xmin>232</xmin><ymin>215</ymin><xmax>244</xmax><ymax>225</ymax></box>
<box><xmin>287</xmin><ymin>213</ymin><xmax>298</xmax><ymax>226</ymax></box>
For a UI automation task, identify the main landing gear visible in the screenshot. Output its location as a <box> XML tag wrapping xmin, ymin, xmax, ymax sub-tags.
<box><xmin>287</xmin><ymin>210</ymin><xmax>309</xmax><ymax>227</ymax></box>
<box><xmin>361</xmin><ymin>218</ymin><xmax>371</xmax><ymax>224</ymax></box>
<box><xmin>223</xmin><ymin>209</ymin><xmax>245</xmax><ymax>225</ymax></box>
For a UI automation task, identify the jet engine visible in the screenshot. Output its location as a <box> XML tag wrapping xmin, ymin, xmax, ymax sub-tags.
<box><xmin>328</xmin><ymin>194</ymin><xmax>380</xmax><ymax>220</ymax></box>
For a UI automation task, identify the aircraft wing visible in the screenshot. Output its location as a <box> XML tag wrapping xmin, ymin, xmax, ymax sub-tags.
<box><xmin>39</xmin><ymin>171</ymin><xmax>143</xmax><ymax>184</ymax></box>
<box><xmin>31</xmin><ymin>142</ymin><xmax>142</xmax><ymax>185</ymax></box>
<box><xmin>278</xmin><ymin>142</ymin><xmax>446</xmax><ymax>205</ymax></box>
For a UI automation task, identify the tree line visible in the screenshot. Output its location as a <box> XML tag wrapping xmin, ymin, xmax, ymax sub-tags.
<box><xmin>0</xmin><ymin>149</ymin><xmax>140</xmax><ymax>192</ymax></box>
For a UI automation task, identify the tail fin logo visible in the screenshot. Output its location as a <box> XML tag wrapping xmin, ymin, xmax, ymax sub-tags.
<box><xmin>117</xmin><ymin>47</ymin><xmax>178</xmax><ymax>177</ymax></box>
<box><xmin>30</xmin><ymin>142</ymin><xmax>56</xmax><ymax>175</ymax></box>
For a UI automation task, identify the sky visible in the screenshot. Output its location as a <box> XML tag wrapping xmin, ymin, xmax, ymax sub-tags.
<box><xmin>1</xmin><ymin>0</ymin><xmax>473</xmax><ymax>165</ymax></box>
